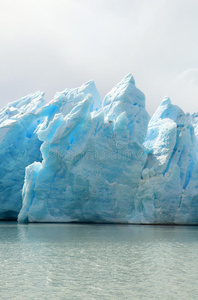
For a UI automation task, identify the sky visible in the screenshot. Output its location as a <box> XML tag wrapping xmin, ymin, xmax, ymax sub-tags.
<box><xmin>0</xmin><ymin>0</ymin><xmax>198</xmax><ymax>115</ymax></box>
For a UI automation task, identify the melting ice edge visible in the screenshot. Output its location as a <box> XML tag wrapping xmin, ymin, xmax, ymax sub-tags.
<box><xmin>1</xmin><ymin>74</ymin><xmax>198</xmax><ymax>224</ymax></box>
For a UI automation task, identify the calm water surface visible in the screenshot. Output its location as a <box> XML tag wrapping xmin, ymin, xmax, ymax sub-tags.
<box><xmin>0</xmin><ymin>223</ymin><xmax>197</xmax><ymax>299</ymax></box>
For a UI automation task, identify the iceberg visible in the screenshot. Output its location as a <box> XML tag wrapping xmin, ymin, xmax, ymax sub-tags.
<box><xmin>0</xmin><ymin>74</ymin><xmax>198</xmax><ymax>224</ymax></box>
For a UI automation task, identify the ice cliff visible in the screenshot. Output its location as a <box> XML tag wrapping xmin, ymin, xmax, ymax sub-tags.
<box><xmin>0</xmin><ymin>74</ymin><xmax>198</xmax><ymax>224</ymax></box>
<box><xmin>0</xmin><ymin>92</ymin><xmax>45</xmax><ymax>219</ymax></box>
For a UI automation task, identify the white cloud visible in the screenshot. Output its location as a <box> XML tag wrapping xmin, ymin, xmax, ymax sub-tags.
<box><xmin>167</xmin><ymin>69</ymin><xmax>198</xmax><ymax>114</ymax></box>
<box><xmin>0</xmin><ymin>0</ymin><xmax>198</xmax><ymax>115</ymax></box>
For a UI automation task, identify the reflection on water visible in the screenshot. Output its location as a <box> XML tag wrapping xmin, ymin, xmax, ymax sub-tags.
<box><xmin>0</xmin><ymin>223</ymin><xmax>197</xmax><ymax>299</ymax></box>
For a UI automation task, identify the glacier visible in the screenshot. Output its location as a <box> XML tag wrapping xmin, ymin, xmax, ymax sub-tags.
<box><xmin>0</xmin><ymin>74</ymin><xmax>198</xmax><ymax>224</ymax></box>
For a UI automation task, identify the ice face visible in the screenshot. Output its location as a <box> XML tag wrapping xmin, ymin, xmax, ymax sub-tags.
<box><xmin>18</xmin><ymin>75</ymin><xmax>149</xmax><ymax>223</ymax></box>
<box><xmin>1</xmin><ymin>75</ymin><xmax>198</xmax><ymax>224</ymax></box>
<box><xmin>0</xmin><ymin>92</ymin><xmax>45</xmax><ymax>219</ymax></box>
<box><xmin>144</xmin><ymin>97</ymin><xmax>197</xmax><ymax>186</ymax></box>
<box><xmin>131</xmin><ymin>97</ymin><xmax>198</xmax><ymax>224</ymax></box>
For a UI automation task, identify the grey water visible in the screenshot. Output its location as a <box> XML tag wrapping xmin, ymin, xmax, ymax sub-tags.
<box><xmin>0</xmin><ymin>223</ymin><xmax>197</xmax><ymax>300</ymax></box>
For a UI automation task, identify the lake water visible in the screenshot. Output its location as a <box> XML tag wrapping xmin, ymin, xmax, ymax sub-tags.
<box><xmin>0</xmin><ymin>223</ymin><xmax>197</xmax><ymax>300</ymax></box>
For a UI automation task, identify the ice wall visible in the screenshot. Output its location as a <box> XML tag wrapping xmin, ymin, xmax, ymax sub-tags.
<box><xmin>0</xmin><ymin>74</ymin><xmax>198</xmax><ymax>224</ymax></box>
<box><xmin>18</xmin><ymin>75</ymin><xmax>149</xmax><ymax>222</ymax></box>
<box><xmin>131</xmin><ymin>97</ymin><xmax>197</xmax><ymax>224</ymax></box>
<box><xmin>0</xmin><ymin>92</ymin><xmax>45</xmax><ymax>219</ymax></box>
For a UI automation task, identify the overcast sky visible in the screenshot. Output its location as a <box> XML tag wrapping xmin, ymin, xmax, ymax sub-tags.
<box><xmin>0</xmin><ymin>0</ymin><xmax>198</xmax><ymax>115</ymax></box>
